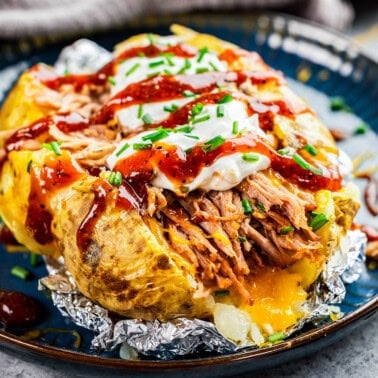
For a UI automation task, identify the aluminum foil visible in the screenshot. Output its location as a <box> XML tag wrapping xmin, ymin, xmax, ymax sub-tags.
<box><xmin>39</xmin><ymin>229</ymin><xmax>367</xmax><ymax>360</ymax></box>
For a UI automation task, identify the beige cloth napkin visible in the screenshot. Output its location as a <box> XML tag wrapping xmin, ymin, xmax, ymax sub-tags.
<box><xmin>0</xmin><ymin>0</ymin><xmax>354</xmax><ymax>39</ymax></box>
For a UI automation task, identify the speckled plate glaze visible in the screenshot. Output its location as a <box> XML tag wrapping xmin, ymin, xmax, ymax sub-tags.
<box><xmin>0</xmin><ymin>12</ymin><xmax>377</xmax><ymax>377</ymax></box>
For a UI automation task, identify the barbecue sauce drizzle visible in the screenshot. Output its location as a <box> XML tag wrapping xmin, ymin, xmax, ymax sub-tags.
<box><xmin>3</xmin><ymin>43</ymin><xmax>342</xmax><ymax>251</ymax></box>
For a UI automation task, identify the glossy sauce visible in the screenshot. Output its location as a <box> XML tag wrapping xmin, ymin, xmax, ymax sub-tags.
<box><xmin>0</xmin><ymin>290</ymin><xmax>43</xmax><ymax>327</ymax></box>
<box><xmin>26</xmin><ymin>153</ymin><xmax>84</xmax><ymax>245</ymax></box>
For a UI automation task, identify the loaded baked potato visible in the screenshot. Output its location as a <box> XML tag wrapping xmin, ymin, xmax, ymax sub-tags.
<box><xmin>0</xmin><ymin>25</ymin><xmax>360</xmax><ymax>343</ymax></box>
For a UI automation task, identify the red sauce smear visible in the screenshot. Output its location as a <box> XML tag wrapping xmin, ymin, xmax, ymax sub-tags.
<box><xmin>26</xmin><ymin>153</ymin><xmax>84</xmax><ymax>245</ymax></box>
<box><xmin>0</xmin><ymin>290</ymin><xmax>42</xmax><ymax>327</ymax></box>
<box><xmin>115</xmin><ymin>134</ymin><xmax>341</xmax><ymax>192</ymax></box>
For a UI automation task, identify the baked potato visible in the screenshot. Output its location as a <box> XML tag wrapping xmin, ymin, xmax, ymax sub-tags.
<box><xmin>0</xmin><ymin>25</ymin><xmax>360</xmax><ymax>343</ymax></box>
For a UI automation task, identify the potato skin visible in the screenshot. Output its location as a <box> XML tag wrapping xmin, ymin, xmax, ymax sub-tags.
<box><xmin>51</xmin><ymin>175</ymin><xmax>212</xmax><ymax>320</ymax></box>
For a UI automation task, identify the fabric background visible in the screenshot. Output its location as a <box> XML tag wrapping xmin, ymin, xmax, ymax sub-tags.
<box><xmin>0</xmin><ymin>0</ymin><xmax>354</xmax><ymax>39</ymax></box>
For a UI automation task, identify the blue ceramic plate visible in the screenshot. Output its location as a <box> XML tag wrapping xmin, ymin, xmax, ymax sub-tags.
<box><xmin>0</xmin><ymin>12</ymin><xmax>377</xmax><ymax>376</ymax></box>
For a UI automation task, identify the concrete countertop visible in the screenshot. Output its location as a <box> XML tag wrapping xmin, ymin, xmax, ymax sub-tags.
<box><xmin>0</xmin><ymin>4</ymin><xmax>377</xmax><ymax>377</ymax></box>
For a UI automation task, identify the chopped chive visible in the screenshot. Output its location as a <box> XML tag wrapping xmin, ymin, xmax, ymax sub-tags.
<box><xmin>146</xmin><ymin>71</ymin><xmax>160</xmax><ymax>78</ymax></box>
<box><xmin>26</xmin><ymin>159</ymin><xmax>33</xmax><ymax>173</ymax></box>
<box><xmin>30</xmin><ymin>253</ymin><xmax>39</xmax><ymax>267</ymax></box>
<box><xmin>163</xmin><ymin>103</ymin><xmax>179</xmax><ymax>112</ymax></box>
<box><xmin>42</xmin><ymin>141</ymin><xmax>62</xmax><ymax>156</ymax></box>
<box><xmin>209</xmin><ymin>61</ymin><xmax>219</xmax><ymax>71</ymax></box>
<box><xmin>232</xmin><ymin>120</ymin><xmax>239</xmax><ymax>135</ymax></box>
<box><xmin>309</xmin><ymin>212</ymin><xmax>329</xmax><ymax>231</ymax></box>
<box><xmin>115</xmin><ymin>143</ymin><xmax>130</xmax><ymax>157</ymax></box>
<box><xmin>108</xmin><ymin>171</ymin><xmax>123</xmax><ymax>187</ymax></box>
<box><xmin>292</xmin><ymin>153</ymin><xmax>322</xmax><ymax>175</ymax></box>
<box><xmin>133</xmin><ymin>142</ymin><xmax>152</xmax><ymax>150</ymax></box>
<box><xmin>184</xmin><ymin>134</ymin><xmax>200</xmax><ymax>140</ymax></box>
<box><xmin>256</xmin><ymin>201</ymin><xmax>266</xmax><ymax>213</ymax></box>
<box><xmin>161</xmin><ymin>52</ymin><xmax>175</xmax><ymax>66</ymax></box>
<box><xmin>197</xmin><ymin>46</ymin><xmax>208</xmax><ymax>63</ymax></box>
<box><xmin>147</xmin><ymin>33</ymin><xmax>154</xmax><ymax>45</ymax></box>
<box><xmin>141</xmin><ymin>113</ymin><xmax>153</xmax><ymax>125</ymax></box>
<box><xmin>330</xmin><ymin>96</ymin><xmax>351</xmax><ymax>112</ymax></box>
<box><xmin>241</xmin><ymin>199</ymin><xmax>253</xmax><ymax>214</ymax></box>
<box><xmin>267</xmin><ymin>332</ymin><xmax>285</xmax><ymax>342</ymax></box>
<box><xmin>216</xmin><ymin>105</ymin><xmax>225</xmax><ymax>118</ymax></box>
<box><xmin>163</xmin><ymin>69</ymin><xmax>173</xmax><ymax>75</ymax></box>
<box><xmin>125</xmin><ymin>62</ymin><xmax>140</xmax><ymax>76</ymax></box>
<box><xmin>202</xmin><ymin>135</ymin><xmax>225</xmax><ymax>152</ymax></box>
<box><xmin>108</xmin><ymin>76</ymin><xmax>116</xmax><ymax>86</ymax></box>
<box><xmin>137</xmin><ymin>52</ymin><xmax>145</xmax><ymax>57</ymax></box>
<box><xmin>142</xmin><ymin>129</ymin><xmax>170</xmax><ymax>142</ymax></box>
<box><xmin>192</xmin><ymin>114</ymin><xmax>211</xmax><ymax>124</ymax></box>
<box><xmin>192</xmin><ymin>102</ymin><xmax>204</xmax><ymax>116</ymax></box>
<box><xmin>280</xmin><ymin>226</ymin><xmax>294</xmax><ymax>234</ymax></box>
<box><xmin>218</xmin><ymin>94</ymin><xmax>233</xmax><ymax>104</ymax></box>
<box><xmin>238</xmin><ymin>236</ymin><xmax>247</xmax><ymax>242</ymax></box>
<box><xmin>184</xmin><ymin>58</ymin><xmax>192</xmax><ymax>69</ymax></box>
<box><xmin>63</xmin><ymin>69</ymin><xmax>70</xmax><ymax>76</ymax></box>
<box><xmin>214</xmin><ymin>289</ymin><xmax>230</xmax><ymax>297</ymax></box>
<box><xmin>175</xmin><ymin>125</ymin><xmax>193</xmax><ymax>133</ymax></box>
<box><xmin>137</xmin><ymin>104</ymin><xmax>143</xmax><ymax>119</ymax></box>
<box><xmin>183</xmin><ymin>90</ymin><xmax>196</xmax><ymax>97</ymax></box>
<box><xmin>149</xmin><ymin>59</ymin><xmax>165</xmax><ymax>68</ymax></box>
<box><xmin>11</xmin><ymin>265</ymin><xmax>30</xmax><ymax>280</ymax></box>
<box><xmin>353</xmin><ymin>123</ymin><xmax>369</xmax><ymax>135</ymax></box>
<box><xmin>195</xmin><ymin>67</ymin><xmax>209</xmax><ymax>74</ymax></box>
<box><xmin>277</xmin><ymin>147</ymin><xmax>291</xmax><ymax>155</ymax></box>
<box><xmin>304</xmin><ymin>144</ymin><xmax>318</xmax><ymax>156</ymax></box>
<box><xmin>242</xmin><ymin>153</ymin><xmax>259</xmax><ymax>162</ymax></box>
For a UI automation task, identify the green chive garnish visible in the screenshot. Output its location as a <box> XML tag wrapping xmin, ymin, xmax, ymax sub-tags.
<box><xmin>267</xmin><ymin>332</ymin><xmax>285</xmax><ymax>342</ymax></box>
<box><xmin>146</xmin><ymin>71</ymin><xmax>160</xmax><ymax>78</ymax></box>
<box><xmin>133</xmin><ymin>142</ymin><xmax>152</xmax><ymax>150</ymax></box>
<box><xmin>149</xmin><ymin>59</ymin><xmax>164</xmax><ymax>68</ymax></box>
<box><xmin>195</xmin><ymin>67</ymin><xmax>209</xmax><ymax>74</ymax></box>
<box><xmin>256</xmin><ymin>201</ymin><xmax>266</xmax><ymax>212</ymax></box>
<box><xmin>174</xmin><ymin>125</ymin><xmax>193</xmax><ymax>133</ymax></box>
<box><xmin>242</xmin><ymin>153</ymin><xmax>259</xmax><ymax>162</ymax></box>
<box><xmin>11</xmin><ymin>265</ymin><xmax>30</xmax><ymax>280</ymax></box>
<box><xmin>183</xmin><ymin>90</ymin><xmax>196</xmax><ymax>97</ymax></box>
<box><xmin>108</xmin><ymin>76</ymin><xmax>116</xmax><ymax>86</ymax></box>
<box><xmin>30</xmin><ymin>253</ymin><xmax>39</xmax><ymax>267</ymax></box>
<box><xmin>108</xmin><ymin>171</ymin><xmax>123</xmax><ymax>187</ymax></box>
<box><xmin>241</xmin><ymin>199</ymin><xmax>253</xmax><ymax>214</ymax></box>
<box><xmin>192</xmin><ymin>102</ymin><xmax>204</xmax><ymax>116</ymax></box>
<box><xmin>192</xmin><ymin>114</ymin><xmax>211</xmax><ymax>124</ymax></box>
<box><xmin>115</xmin><ymin>143</ymin><xmax>130</xmax><ymax>157</ymax></box>
<box><xmin>137</xmin><ymin>104</ymin><xmax>143</xmax><ymax>119</ymax></box>
<box><xmin>163</xmin><ymin>69</ymin><xmax>172</xmax><ymax>75</ymax></box>
<box><xmin>184</xmin><ymin>134</ymin><xmax>200</xmax><ymax>140</ymax></box>
<box><xmin>232</xmin><ymin>120</ymin><xmax>239</xmax><ymax>135</ymax></box>
<box><xmin>197</xmin><ymin>46</ymin><xmax>208</xmax><ymax>63</ymax></box>
<box><xmin>280</xmin><ymin>226</ymin><xmax>294</xmax><ymax>234</ymax></box>
<box><xmin>216</xmin><ymin>105</ymin><xmax>224</xmax><ymax>118</ymax></box>
<box><xmin>292</xmin><ymin>153</ymin><xmax>322</xmax><ymax>176</ymax></box>
<box><xmin>330</xmin><ymin>96</ymin><xmax>351</xmax><ymax>112</ymax></box>
<box><xmin>137</xmin><ymin>52</ymin><xmax>145</xmax><ymax>57</ymax></box>
<box><xmin>214</xmin><ymin>289</ymin><xmax>230</xmax><ymax>297</ymax></box>
<box><xmin>147</xmin><ymin>33</ymin><xmax>154</xmax><ymax>45</ymax></box>
<box><xmin>304</xmin><ymin>144</ymin><xmax>318</xmax><ymax>156</ymax></box>
<box><xmin>163</xmin><ymin>104</ymin><xmax>179</xmax><ymax>112</ymax></box>
<box><xmin>202</xmin><ymin>135</ymin><xmax>225</xmax><ymax>152</ymax></box>
<box><xmin>353</xmin><ymin>123</ymin><xmax>369</xmax><ymax>135</ymax></box>
<box><xmin>309</xmin><ymin>212</ymin><xmax>329</xmax><ymax>231</ymax></box>
<box><xmin>218</xmin><ymin>94</ymin><xmax>233</xmax><ymax>104</ymax></box>
<box><xmin>238</xmin><ymin>236</ymin><xmax>247</xmax><ymax>242</ymax></box>
<box><xmin>141</xmin><ymin>113</ymin><xmax>153</xmax><ymax>125</ymax></box>
<box><xmin>209</xmin><ymin>61</ymin><xmax>219</xmax><ymax>71</ymax></box>
<box><xmin>42</xmin><ymin>141</ymin><xmax>62</xmax><ymax>156</ymax></box>
<box><xmin>26</xmin><ymin>160</ymin><xmax>33</xmax><ymax>173</ymax></box>
<box><xmin>161</xmin><ymin>52</ymin><xmax>175</xmax><ymax>66</ymax></box>
<box><xmin>125</xmin><ymin>62</ymin><xmax>140</xmax><ymax>76</ymax></box>
<box><xmin>142</xmin><ymin>129</ymin><xmax>170</xmax><ymax>142</ymax></box>
<box><xmin>277</xmin><ymin>147</ymin><xmax>291</xmax><ymax>155</ymax></box>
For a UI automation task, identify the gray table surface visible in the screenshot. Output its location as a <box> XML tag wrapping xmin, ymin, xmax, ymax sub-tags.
<box><xmin>1</xmin><ymin>6</ymin><xmax>377</xmax><ymax>378</ymax></box>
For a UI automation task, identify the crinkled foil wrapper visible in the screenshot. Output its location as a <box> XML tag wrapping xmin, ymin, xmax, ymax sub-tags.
<box><xmin>39</xmin><ymin>229</ymin><xmax>367</xmax><ymax>360</ymax></box>
<box><xmin>38</xmin><ymin>41</ymin><xmax>368</xmax><ymax>360</ymax></box>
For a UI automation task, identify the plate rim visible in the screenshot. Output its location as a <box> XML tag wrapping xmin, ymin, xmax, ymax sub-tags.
<box><xmin>0</xmin><ymin>10</ymin><xmax>377</xmax><ymax>371</ymax></box>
